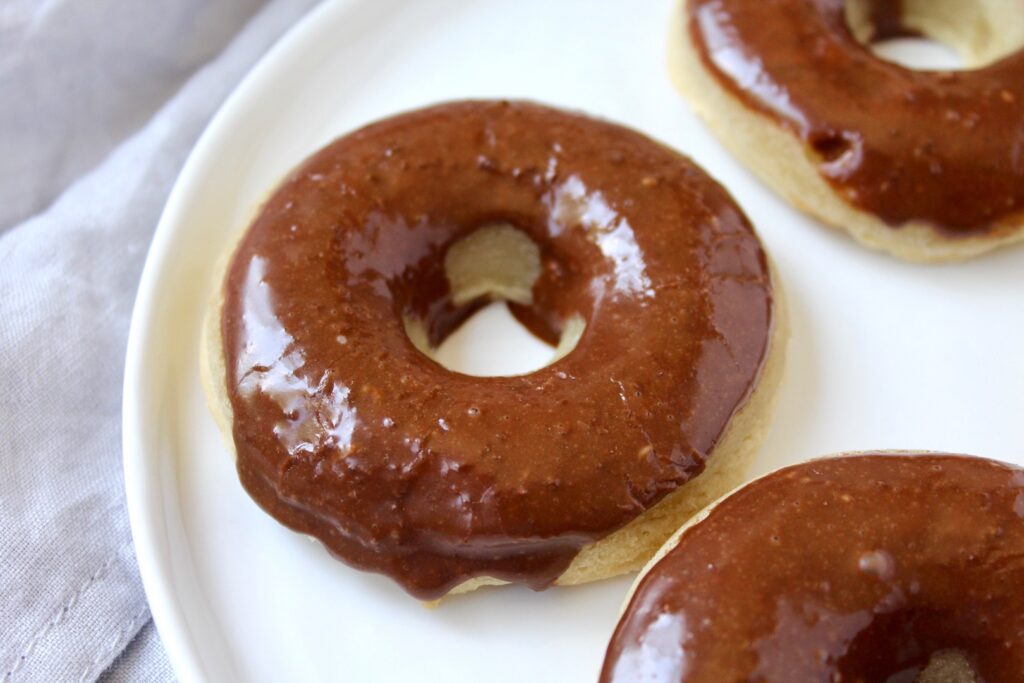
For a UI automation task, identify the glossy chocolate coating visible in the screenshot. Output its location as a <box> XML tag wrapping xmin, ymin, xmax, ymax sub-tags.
<box><xmin>601</xmin><ymin>454</ymin><xmax>1024</xmax><ymax>682</ymax></box>
<box><xmin>220</xmin><ymin>101</ymin><xmax>773</xmax><ymax>599</ymax></box>
<box><xmin>687</xmin><ymin>0</ymin><xmax>1024</xmax><ymax>233</ymax></box>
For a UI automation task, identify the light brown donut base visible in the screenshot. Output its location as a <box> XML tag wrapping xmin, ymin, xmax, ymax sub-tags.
<box><xmin>670</xmin><ymin>0</ymin><xmax>1024</xmax><ymax>263</ymax></box>
<box><xmin>200</xmin><ymin>212</ymin><xmax>788</xmax><ymax>602</ymax></box>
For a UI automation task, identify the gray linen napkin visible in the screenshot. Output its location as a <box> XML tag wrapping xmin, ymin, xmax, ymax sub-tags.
<box><xmin>0</xmin><ymin>1</ymin><xmax>319</xmax><ymax>680</ymax></box>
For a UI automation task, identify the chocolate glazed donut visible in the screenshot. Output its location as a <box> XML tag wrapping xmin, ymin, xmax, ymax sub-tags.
<box><xmin>203</xmin><ymin>101</ymin><xmax>783</xmax><ymax>600</ymax></box>
<box><xmin>674</xmin><ymin>0</ymin><xmax>1024</xmax><ymax>261</ymax></box>
<box><xmin>601</xmin><ymin>453</ymin><xmax>1024</xmax><ymax>682</ymax></box>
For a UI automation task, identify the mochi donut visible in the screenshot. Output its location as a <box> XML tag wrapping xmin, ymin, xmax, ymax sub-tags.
<box><xmin>601</xmin><ymin>452</ymin><xmax>1024</xmax><ymax>682</ymax></box>
<box><xmin>201</xmin><ymin>100</ymin><xmax>786</xmax><ymax>600</ymax></box>
<box><xmin>672</xmin><ymin>0</ymin><xmax>1024</xmax><ymax>262</ymax></box>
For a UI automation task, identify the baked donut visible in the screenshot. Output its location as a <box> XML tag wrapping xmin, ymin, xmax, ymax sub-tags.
<box><xmin>672</xmin><ymin>0</ymin><xmax>1024</xmax><ymax>262</ymax></box>
<box><xmin>201</xmin><ymin>100</ymin><xmax>786</xmax><ymax>600</ymax></box>
<box><xmin>601</xmin><ymin>452</ymin><xmax>1024</xmax><ymax>682</ymax></box>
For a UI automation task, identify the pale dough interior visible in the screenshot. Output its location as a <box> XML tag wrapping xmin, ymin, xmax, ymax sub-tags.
<box><xmin>445</xmin><ymin>223</ymin><xmax>541</xmax><ymax>307</ymax></box>
<box><xmin>916</xmin><ymin>650</ymin><xmax>978</xmax><ymax>683</ymax></box>
<box><xmin>405</xmin><ymin>223</ymin><xmax>585</xmax><ymax>372</ymax></box>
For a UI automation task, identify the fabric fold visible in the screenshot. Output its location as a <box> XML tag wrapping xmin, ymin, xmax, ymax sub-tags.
<box><xmin>0</xmin><ymin>1</ymin><xmax>319</xmax><ymax>680</ymax></box>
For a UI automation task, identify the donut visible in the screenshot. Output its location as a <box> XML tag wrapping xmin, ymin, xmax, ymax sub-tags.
<box><xmin>600</xmin><ymin>452</ymin><xmax>1024</xmax><ymax>682</ymax></box>
<box><xmin>201</xmin><ymin>100</ymin><xmax>786</xmax><ymax>600</ymax></box>
<box><xmin>671</xmin><ymin>0</ymin><xmax>1024</xmax><ymax>261</ymax></box>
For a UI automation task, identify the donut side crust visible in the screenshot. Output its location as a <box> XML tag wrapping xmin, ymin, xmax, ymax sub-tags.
<box><xmin>670</xmin><ymin>0</ymin><xmax>1024</xmax><ymax>263</ymax></box>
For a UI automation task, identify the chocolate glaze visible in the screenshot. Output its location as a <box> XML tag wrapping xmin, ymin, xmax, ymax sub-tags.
<box><xmin>220</xmin><ymin>101</ymin><xmax>773</xmax><ymax>599</ymax></box>
<box><xmin>687</xmin><ymin>0</ymin><xmax>1024</xmax><ymax>233</ymax></box>
<box><xmin>866</xmin><ymin>0</ymin><xmax>914</xmax><ymax>42</ymax></box>
<box><xmin>601</xmin><ymin>454</ymin><xmax>1024</xmax><ymax>682</ymax></box>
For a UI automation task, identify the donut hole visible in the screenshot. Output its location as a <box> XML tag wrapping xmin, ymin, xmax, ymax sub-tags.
<box><xmin>870</xmin><ymin>37</ymin><xmax>963</xmax><ymax>72</ymax></box>
<box><xmin>403</xmin><ymin>223</ymin><xmax>585</xmax><ymax>377</ymax></box>
<box><xmin>836</xmin><ymin>608</ymin><xmax>985</xmax><ymax>683</ymax></box>
<box><xmin>844</xmin><ymin>0</ymin><xmax>1024</xmax><ymax>70</ymax></box>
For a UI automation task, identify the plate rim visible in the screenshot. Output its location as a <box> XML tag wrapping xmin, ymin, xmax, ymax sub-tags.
<box><xmin>121</xmin><ymin>2</ymin><xmax>358</xmax><ymax>680</ymax></box>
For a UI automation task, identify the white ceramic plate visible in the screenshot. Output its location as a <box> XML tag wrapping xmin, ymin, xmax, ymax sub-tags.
<box><xmin>123</xmin><ymin>1</ymin><xmax>1024</xmax><ymax>681</ymax></box>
